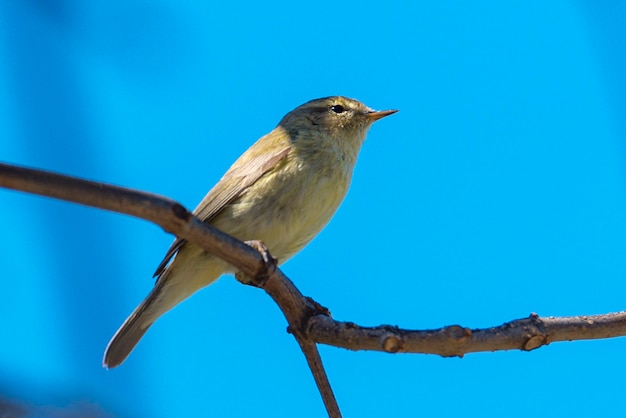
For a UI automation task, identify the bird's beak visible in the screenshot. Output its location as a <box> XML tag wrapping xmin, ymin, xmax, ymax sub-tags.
<box><xmin>367</xmin><ymin>109</ymin><xmax>398</xmax><ymax>122</ymax></box>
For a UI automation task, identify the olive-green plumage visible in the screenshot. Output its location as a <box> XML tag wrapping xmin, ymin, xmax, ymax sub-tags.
<box><xmin>103</xmin><ymin>96</ymin><xmax>396</xmax><ymax>368</ymax></box>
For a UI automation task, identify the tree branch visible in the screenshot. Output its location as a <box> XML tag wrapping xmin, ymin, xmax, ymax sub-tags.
<box><xmin>307</xmin><ymin>311</ymin><xmax>626</xmax><ymax>357</ymax></box>
<box><xmin>2</xmin><ymin>162</ymin><xmax>626</xmax><ymax>418</ymax></box>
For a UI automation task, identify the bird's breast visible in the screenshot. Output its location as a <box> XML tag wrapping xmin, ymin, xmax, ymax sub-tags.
<box><xmin>212</xmin><ymin>152</ymin><xmax>354</xmax><ymax>263</ymax></box>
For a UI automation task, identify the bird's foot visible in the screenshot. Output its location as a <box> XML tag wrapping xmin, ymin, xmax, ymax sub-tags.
<box><xmin>235</xmin><ymin>240</ymin><xmax>278</xmax><ymax>288</ymax></box>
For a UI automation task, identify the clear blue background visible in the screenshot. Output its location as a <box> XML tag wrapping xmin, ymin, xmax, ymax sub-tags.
<box><xmin>1</xmin><ymin>1</ymin><xmax>625</xmax><ymax>417</ymax></box>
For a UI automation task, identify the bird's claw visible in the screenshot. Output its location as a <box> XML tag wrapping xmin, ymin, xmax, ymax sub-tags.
<box><xmin>235</xmin><ymin>240</ymin><xmax>277</xmax><ymax>287</ymax></box>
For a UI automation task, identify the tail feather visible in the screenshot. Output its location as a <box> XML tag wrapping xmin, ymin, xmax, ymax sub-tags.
<box><xmin>103</xmin><ymin>280</ymin><xmax>166</xmax><ymax>368</ymax></box>
<box><xmin>103</xmin><ymin>247</ymin><xmax>228</xmax><ymax>368</ymax></box>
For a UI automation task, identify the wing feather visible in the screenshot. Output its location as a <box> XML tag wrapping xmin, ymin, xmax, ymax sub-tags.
<box><xmin>153</xmin><ymin>129</ymin><xmax>292</xmax><ymax>277</ymax></box>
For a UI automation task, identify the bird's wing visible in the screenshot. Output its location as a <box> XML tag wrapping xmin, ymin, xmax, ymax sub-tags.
<box><xmin>153</xmin><ymin>130</ymin><xmax>293</xmax><ymax>277</ymax></box>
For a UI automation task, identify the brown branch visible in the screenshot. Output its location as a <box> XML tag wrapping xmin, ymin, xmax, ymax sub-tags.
<box><xmin>307</xmin><ymin>311</ymin><xmax>626</xmax><ymax>357</ymax></box>
<box><xmin>3</xmin><ymin>162</ymin><xmax>626</xmax><ymax>417</ymax></box>
<box><xmin>295</xmin><ymin>337</ymin><xmax>341</xmax><ymax>418</ymax></box>
<box><xmin>234</xmin><ymin>241</ymin><xmax>341</xmax><ymax>418</ymax></box>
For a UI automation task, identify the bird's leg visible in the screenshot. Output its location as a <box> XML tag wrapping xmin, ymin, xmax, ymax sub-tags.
<box><xmin>234</xmin><ymin>240</ymin><xmax>278</xmax><ymax>288</ymax></box>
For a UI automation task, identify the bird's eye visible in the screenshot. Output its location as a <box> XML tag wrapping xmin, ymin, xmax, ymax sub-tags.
<box><xmin>330</xmin><ymin>105</ymin><xmax>345</xmax><ymax>114</ymax></box>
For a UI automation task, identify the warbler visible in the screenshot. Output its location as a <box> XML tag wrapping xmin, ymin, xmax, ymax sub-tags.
<box><xmin>103</xmin><ymin>96</ymin><xmax>397</xmax><ymax>368</ymax></box>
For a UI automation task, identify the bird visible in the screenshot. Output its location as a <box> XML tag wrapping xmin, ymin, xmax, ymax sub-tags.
<box><xmin>103</xmin><ymin>96</ymin><xmax>397</xmax><ymax>368</ymax></box>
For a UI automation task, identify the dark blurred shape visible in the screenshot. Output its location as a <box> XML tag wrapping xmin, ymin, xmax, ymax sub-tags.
<box><xmin>0</xmin><ymin>395</ymin><xmax>114</xmax><ymax>418</ymax></box>
<box><xmin>0</xmin><ymin>397</ymin><xmax>27</xmax><ymax>418</ymax></box>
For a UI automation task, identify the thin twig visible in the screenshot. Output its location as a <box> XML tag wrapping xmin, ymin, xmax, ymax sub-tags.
<box><xmin>295</xmin><ymin>337</ymin><xmax>341</xmax><ymax>418</ymax></box>
<box><xmin>307</xmin><ymin>311</ymin><xmax>626</xmax><ymax>357</ymax></box>
<box><xmin>234</xmin><ymin>241</ymin><xmax>340</xmax><ymax>416</ymax></box>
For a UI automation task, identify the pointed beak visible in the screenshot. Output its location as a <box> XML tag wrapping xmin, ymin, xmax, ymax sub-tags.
<box><xmin>367</xmin><ymin>109</ymin><xmax>398</xmax><ymax>122</ymax></box>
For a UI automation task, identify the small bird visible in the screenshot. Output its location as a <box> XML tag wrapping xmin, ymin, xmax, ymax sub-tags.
<box><xmin>103</xmin><ymin>96</ymin><xmax>397</xmax><ymax>368</ymax></box>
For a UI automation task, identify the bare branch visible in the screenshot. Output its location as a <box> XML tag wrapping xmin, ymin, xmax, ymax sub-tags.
<box><xmin>307</xmin><ymin>311</ymin><xmax>626</xmax><ymax>357</ymax></box>
<box><xmin>295</xmin><ymin>337</ymin><xmax>341</xmax><ymax>418</ymax></box>
<box><xmin>2</xmin><ymin>162</ymin><xmax>626</xmax><ymax>417</ymax></box>
<box><xmin>0</xmin><ymin>162</ymin><xmax>266</xmax><ymax>277</ymax></box>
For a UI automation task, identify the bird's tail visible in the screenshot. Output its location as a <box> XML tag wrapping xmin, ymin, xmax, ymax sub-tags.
<box><xmin>103</xmin><ymin>275</ymin><xmax>172</xmax><ymax>369</ymax></box>
<box><xmin>103</xmin><ymin>247</ymin><xmax>228</xmax><ymax>368</ymax></box>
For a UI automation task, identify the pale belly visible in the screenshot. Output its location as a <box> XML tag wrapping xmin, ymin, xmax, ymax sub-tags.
<box><xmin>211</xmin><ymin>160</ymin><xmax>352</xmax><ymax>264</ymax></box>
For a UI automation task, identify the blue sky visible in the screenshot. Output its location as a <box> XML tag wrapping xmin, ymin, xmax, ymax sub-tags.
<box><xmin>1</xmin><ymin>2</ymin><xmax>625</xmax><ymax>417</ymax></box>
